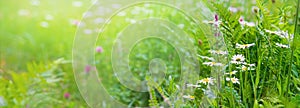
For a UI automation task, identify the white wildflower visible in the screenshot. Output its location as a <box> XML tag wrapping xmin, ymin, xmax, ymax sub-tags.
<box><xmin>239</xmin><ymin>17</ymin><xmax>255</xmax><ymax>27</ymax></box>
<box><xmin>265</xmin><ymin>29</ymin><xmax>294</xmax><ymax>40</ymax></box>
<box><xmin>225</xmin><ymin>71</ymin><xmax>238</xmax><ymax>75</ymax></box>
<box><xmin>275</xmin><ymin>43</ymin><xmax>289</xmax><ymax>48</ymax></box>
<box><xmin>231</xmin><ymin>54</ymin><xmax>245</xmax><ymax>64</ymax></box>
<box><xmin>226</xmin><ymin>77</ymin><xmax>240</xmax><ymax>84</ymax></box>
<box><xmin>203</xmin><ymin>62</ymin><xmax>223</xmax><ymax>66</ymax></box>
<box><xmin>72</xmin><ymin>1</ymin><xmax>83</xmax><ymax>7</ymax></box>
<box><xmin>236</xmin><ymin>43</ymin><xmax>255</xmax><ymax>49</ymax></box>
<box><xmin>198</xmin><ymin>55</ymin><xmax>215</xmax><ymax>61</ymax></box>
<box><xmin>197</xmin><ymin>77</ymin><xmax>214</xmax><ymax>85</ymax></box>
<box><xmin>183</xmin><ymin>95</ymin><xmax>195</xmax><ymax>100</ymax></box>
<box><xmin>208</xmin><ymin>50</ymin><xmax>228</xmax><ymax>55</ymax></box>
<box><xmin>238</xmin><ymin>65</ymin><xmax>255</xmax><ymax>71</ymax></box>
<box><xmin>186</xmin><ymin>84</ymin><xmax>201</xmax><ymax>88</ymax></box>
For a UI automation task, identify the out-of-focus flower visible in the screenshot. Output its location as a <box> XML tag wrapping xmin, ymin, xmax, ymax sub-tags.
<box><xmin>64</xmin><ymin>92</ymin><xmax>70</xmax><ymax>99</ymax></box>
<box><xmin>117</xmin><ymin>11</ymin><xmax>126</xmax><ymax>16</ymax></box>
<box><xmin>208</xmin><ymin>50</ymin><xmax>228</xmax><ymax>55</ymax></box>
<box><xmin>204</xmin><ymin>87</ymin><xmax>216</xmax><ymax>99</ymax></box>
<box><xmin>225</xmin><ymin>71</ymin><xmax>238</xmax><ymax>75</ymax></box>
<box><xmin>30</xmin><ymin>0</ymin><xmax>40</xmax><ymax>6</ymax></box>
<box><xmin>83</xmin><ymin>11</ymin><xmax>93</xmax><ymax>18</ymax></box>
<box><xmin>186</xmin><ymin>84</ymin><xmax>201</xmax><ymax>88</ymax></box>
<box><xmin>85</xmin><ymin>65</ymin><xmax>95</xmax><ymax>73</ymax></box>
<box><xmin>96</xmin><ymin>46</ymin><xmax>104</xmax><ymax>53</ymax></box>
<box><xmin>198</xmin><ymin>55</ymin><xmax>215</xmax><ymax>61</ymax></box>
<box><xmin>84</xmin><ymin>29</ymin><xmax>93</xmax><ymax>34</ymax></box>
<box><xmin>94</xmin><ymin>18</ymin><xmax>104</xmax><ymax>24</ymax></box>
<box><xmin>265</xmin><ymin>29</ymin><xmax>294</xmax><ymax>40</ymax></box>
<box><xmin>198</xmin><ymin>77</ymin><xmax>214</xmax><ymax>85</ymax></box>
<box><xmin>125</xmin><ymin>18</ymin><xmax>136</xmax><ymax>24</ymax></box>
<box><xmin>45</xmin><ymin>14</ymin><xmax>53</xmax><ymax>21</ymax></box>
<box><xmin>202</xmin><ymin>14</ymin><xmax>222</xmax><ymax>27</ymax></box>
<box><xmin>226</xmin><ymin>77</ymin><xmax>240</xmax><ymax>84</ymax></box>
<box><xmin>70</xmin><ymin>19</ymin><xmax>81</xmax><ymax>26</ymax></box>
<box><xmin>72</xmin><ymin>1</ymin><xmax>83</xmax><ymax>7</ymax></box>
<box><xmin>229</xmin><ymin>6</ymin><xmax>238</xmax><ymax>13</ymax></box>
<box><xmin>238</xmin><ymin>65</ymin><xmax>255</xmax><ymax>71</ymax></box>
<box><xmin>0</xmin><ymin>96</ymin><xmax>6</xmax><ymax>106</ymax></box>
<box><xmin>183</xmin><ymin>95</ymin><xmax>195</xmax><ymax>100</ymax></box>
<box><xmin>18</xmin><ymin>9</ymin><xmax>30</xmax><ymax>16</ymax></box>
<box><xmin>40</xmin><ymin>21</ymin><xmax>49</xmax><ymax>28</ymax></box>
<box><xmin>243</xmin><ymin>63</ymin><xmax>256</xmax><ymax>67</ymax></box>
<box><xmin>178</xmin><ymin>24</ymin><xmax>185</xmax><ymax>29</ymax></box>
<box><xmin>236</xmin><ymin>43</ymin><xmax>255</xmax><ymax>49</ymax></box>
<box><xmin>112</xmin><ymin>4</ymin><xmax>122</xmax><ymax>9</ymax></box>
<box><xmin>239</xmin><ymin>17</ymin><xmax>255</xmax><ymax>27</ymax></box>
<box><xmin>275</xmin><ymin>43</ymin><xmax>289</xmax><ymax>48</ymax></box>
<box><xmin>252</xmin><ymin>6</ymin><xmax>259</xmax><ymax>13</ymax></box>
<box><xmin>203</xmin><ymin>62</ymin><xmax>223</xmax><ymax>67</ymax></box>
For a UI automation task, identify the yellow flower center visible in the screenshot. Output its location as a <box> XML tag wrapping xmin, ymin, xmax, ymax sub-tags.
<box><xmin>242</xmin><ymin>66</ymin><xmax>247</xmax><ymax>71</ymax></box>
<box><xmin>203</xmin><ymin>78</ymin><xmax>209</xmax><ymax>83</ymax></box>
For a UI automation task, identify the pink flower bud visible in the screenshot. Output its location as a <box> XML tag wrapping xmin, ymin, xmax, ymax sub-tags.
<box><xmin>64</xmin><ymin>92</ymin><xmax>70</xmax><ymax>99</ymax></box>
<box><xmin>96</xmin><ymin>46</ymin><xmax>103</xmax><ymax>53</ymax></box>
<box><xmin>214</xmin><ymin>14</ymin><xmax>219</xmax><ymax>22</ymax></box>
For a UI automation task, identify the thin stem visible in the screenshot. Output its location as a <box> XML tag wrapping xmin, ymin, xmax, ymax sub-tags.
<box><xmin>287</xmin><ymin>0</ymin><xmax>300</xmax><ymax>97</ymax></box>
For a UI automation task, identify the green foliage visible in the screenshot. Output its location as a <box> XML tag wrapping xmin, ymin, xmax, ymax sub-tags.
<box><xmin>0</xmin><ymin>58</ymin><xmax>86</xmax><ymax>107</ymax></box>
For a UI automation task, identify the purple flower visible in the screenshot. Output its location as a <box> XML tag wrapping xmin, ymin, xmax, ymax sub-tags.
<box><xmin>214</xmin><ymin>14</ymin><xmax>219</xmax><ymax>22</ymax></box>
<box><xmin>96</xmin><ymin>46</ymin><xmax>103</xmax><ymax>53</ymax></box>
<box><xmin>64</xmin><ymin>92</ymin><xmax>70</xmax><ymax>99</ymax></box>
<box><xmin>85</xmin><ymin>65</ymin><xmax>92</xmax><ymax>73</ymax></box>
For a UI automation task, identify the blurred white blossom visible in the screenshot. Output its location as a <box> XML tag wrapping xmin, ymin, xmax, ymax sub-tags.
<box><xmin>40</xmin><ymin>21</ymin><xmax>49</xmax><ymax>28</ymax></box>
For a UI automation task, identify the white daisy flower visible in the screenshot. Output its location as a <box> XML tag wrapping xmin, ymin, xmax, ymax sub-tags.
<box><xmin>203</xmin><ymin>62</ymin><xmax>223</xmax><ymax>66</ymax></box>
<box><xmin>242</xmin><ymin>63</ymin><xmax>256</xmax><ymax>67</ymax></box>
<box><xmin>226</xmin><ymin>77</ymin><xmax>240</xmax><ymax>84</ymax></box>
<box><xmin>208</xmin><ymin>50</ymin><xmax>228</xmax><ymax>55</ymax></box>
<box><xmin>238</xmin><ymin>65</ymin><xmax>255</xmax><ymax>71</ymax></box>
<box><xmin>231</xmin><ymin>54</ymin><xmax>245</xmax><ymax>64</ymax></box>
<box><xmin>225</xmin><ymin>70</ymin><xmax>238</xmax><ymax>75</ymax></box>
<box><xmin>236</xmin><ymin>43</ymin><xmax>255</xmax><ymax>49</ymax></box>
<box><xmin>239</xmin><ymin>17</ymin><xmax>255</xmax><ymax>27</ymax></box>
<box><xmin>186</xmin><ymin>84</ymin><xmax>201</xmax><ymax>88</ymax></box>
<box><xmin>183</xmin><ymin>95</ymin><xmax>195</xmax><ymax>100</ymax></box>
<box><xmin>197</xmin><ymin>77</ymin><xmax>214</xmax><ymax>85</ymax></box>
<box><xmin>275</xmin><ymin>43</ymin><xmax>289</xmax><ymax>48</ymax></box>
<box><xmin>198</xmin><ymin>55</ymin><xmax>215</xmax><ymax>61</ymax></box>
<box><xmin>265</xmin><ymin>29</ymin><xmax>293</xmax><ymax>40</ymax></box>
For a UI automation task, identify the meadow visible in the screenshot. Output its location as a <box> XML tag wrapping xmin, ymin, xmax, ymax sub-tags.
<box><xmin>0</xmin><ymin>0</ymin><xmax>300</xmax><ymax>107</ymax></box>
